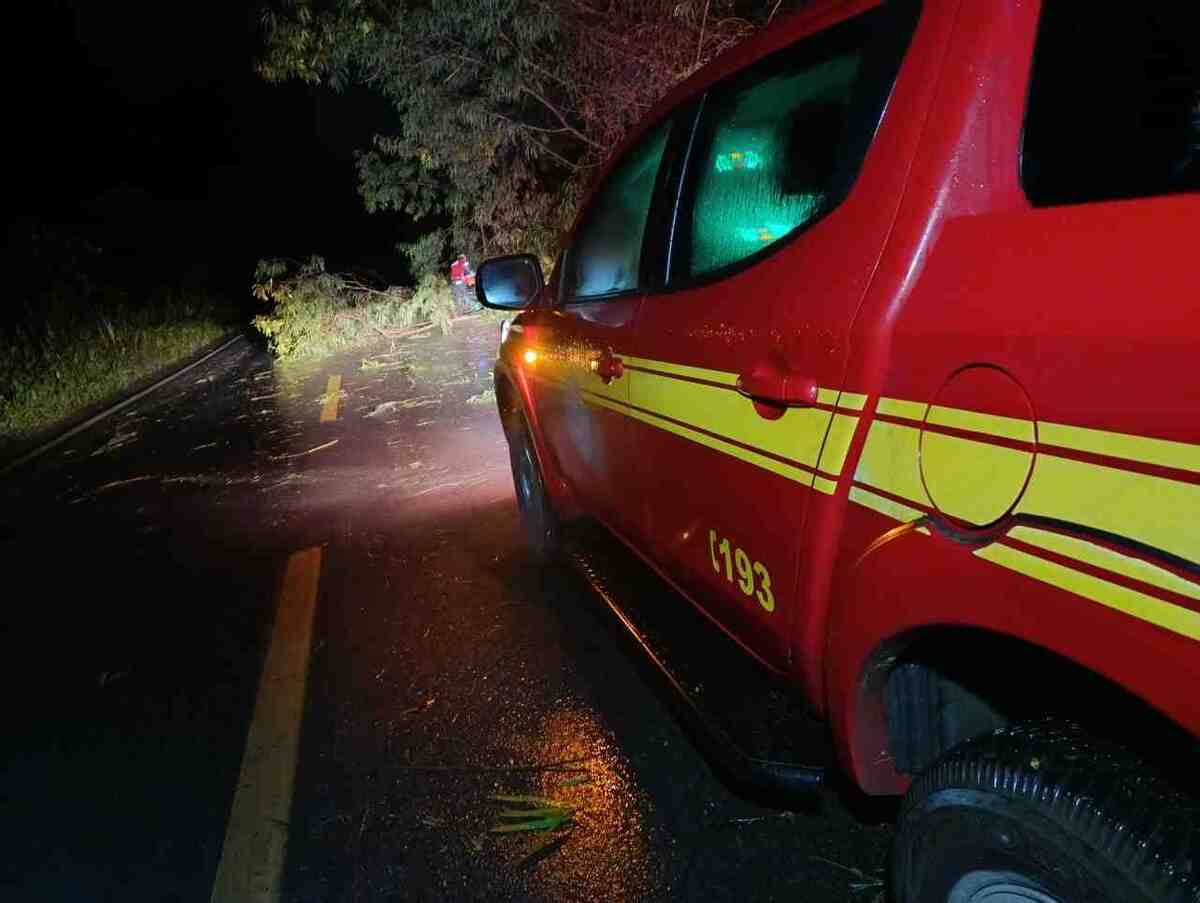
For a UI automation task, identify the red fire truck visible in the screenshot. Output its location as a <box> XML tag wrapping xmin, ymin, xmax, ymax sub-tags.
<box><xmin>476</xmin><ymin>1</ymin><xmax>1200</xmax><ymax>899</ymax></box>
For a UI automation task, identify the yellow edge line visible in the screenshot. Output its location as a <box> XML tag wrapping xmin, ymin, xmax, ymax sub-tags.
<box><xmin>976</xmin><ymin>543</ymin><xmax>1200</xmax><ymax>643</ymax></box>
<box><xmin>585</xmin><ymin>393</ymin><xmax>815</xmax><ymax>486</ymax></box>
<box><xmin>210</xmin><ymin>547</ymin><xmax>322</xmax><ymax>903</ymax></box>
<box><xmin>319</xmin><ymin>375</ymin><xmax>341</xmax><ymax>423</ymax></box>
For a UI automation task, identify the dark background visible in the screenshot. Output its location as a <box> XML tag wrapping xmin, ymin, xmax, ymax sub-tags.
<box><xmin>5</xmin><ymin>0</ymin><xmax>416</xmax><ymax>306</ymax></box>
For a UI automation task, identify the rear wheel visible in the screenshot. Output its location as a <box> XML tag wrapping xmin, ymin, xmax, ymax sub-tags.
<box><xmin>892</xmin><ymin>721</ymin><xmax>1200</xmax><ymax>903</ymax></box>
<box><xmin>507</xmin><ymin>414</ymin><xmax>560</xmax><ymax>560</ymax></box>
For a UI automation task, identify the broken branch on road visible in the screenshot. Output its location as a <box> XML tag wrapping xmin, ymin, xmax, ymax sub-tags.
<box><xmin>271</xmin><ymin>439</ymin><xmax>339</xmax><ymax>460</ymax></box>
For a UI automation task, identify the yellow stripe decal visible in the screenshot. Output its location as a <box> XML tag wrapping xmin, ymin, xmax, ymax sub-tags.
<box><xmin>1009</xmin><ymin>526</ymin><xmax>1200</xmax><ymax>603</ymax></box>
<box><xmin>849</xmin><ymin>486</ymin><xmax>926</xmax><ymax>524</ymax></box>
<box><xmin>877</xmin><ymin>397</ymin><xmax>928</xmax><ymax>421</ymax></box>
<box><xmin>817</xmin><ymin>413</ymin><xmax>859</xmax><ymax>479</ymax></box>
<box><xmin>585</xmin><ymin>392</ymin><xmax>816</xmax><ymax>486</ymax></box>
<box><xmin>581</xmin><ymin>370</ymin><xmax>626</xmax><ymax>402</ymax></box>
<box><xmin>837</xmin><ymin>392</ymin><xmax>868</xmax><ymax>411</ymax></box>
<box><xmin>976</xmin><ymin>543</ymin><xmax>1200</xmax><ymax>643</ymax></box>
<box><xmin>620</xmin><ymin>355</ymin><xmax>739</xmax><ymax>387</ymax></box>
<box><xmin>854</xmin><ymin>421</ymin><xmax>931</xmax><ymax>505</ymax></box>
<box><xmin>814</xmin><ymin>475</ymin><xmax>838</xmax><ymax>495</ymax></box>
<box><xmin>926</xmin><ymin>405</ymin><xmax>1035</xmax><ymax>444</ymax></box>
<box><xmin>1017</xmin><ymin>453</ymin><xmax>1200</xmax><ymax>568</ymax></box>
<box><xmin>920</xmin><ymin>430</ymin><xmax>1034</xmax><ymax>526</ymax></box>
<box><xmin>1039</xmin><ymin>421</ymin><xmax>1200</xmax><ymax>474</ymax></box>
<box><xmin>817</xmin><ymin>387</ymin><xmax>840</xmax><ymax>406</ymax></box>
<box><xmin>628</xmin><ymin>367</ymin><xmax>833</xmax><ymax>469</ymax></box>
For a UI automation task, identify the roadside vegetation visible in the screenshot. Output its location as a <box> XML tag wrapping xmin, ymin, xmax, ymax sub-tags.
<box><xmin>0</xmin><ymin>229</ymin><xmax>239</xmax><ymax>445</ymax></box>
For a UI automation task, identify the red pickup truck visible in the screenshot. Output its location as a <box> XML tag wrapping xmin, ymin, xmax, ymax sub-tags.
<box><xmin>476</xmin><ymin>1</ymin><xmax>1200</xmax><ymax>899</ymax></box>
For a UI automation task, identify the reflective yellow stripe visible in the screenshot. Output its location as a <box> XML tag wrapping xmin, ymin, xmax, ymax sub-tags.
<box><xmin>1039</xmin><ymin>421</ymin><xmax>1200</xmax><ymax>474</ymax></box>
<box><xmin>877</xmin><ymin>397</ymin><xmax>928</xmax><ymax>420</ymax></box>
<box><xmin>1009</xmin><ymin>526</ymin><xmax>1200</xmax><ymax>603</ymax></box>
<box><xmin>854</xmin><ymin>421</ymin><xmax>931</xmax><ymax>505</ymax></box>
<box><xmin>620</xmin><ymin>355</ymin><xmax>739</xmax><ymax>386</ymax></box>
<box><xmin>849</xmin><ymin>485</ymin><xmax>926</xmax><ymax>524</ymax></box>
<box><xmin>976</xmin><ymin>543</ymin><xmax>1200</xmax><ymax>643</ymax></box>
<box><xmin>837</xmin><ymin>392</ymin><xmax>868</xmax><ymax>411</ymax></box>
<box><xmin>926</xmin><ymin>405</ymin><xmax>1034</xmax><ymax>444</ymax></box>
<box><xmin>817</xmin><ymin>387</ymin><xmax>840</xmax><ymax>406</ymax></box>
<box><xmin>817</xmin><ymin>413</ymin><xmax>859</xmax><ymax>478</ymax></box>
<box><xmin>585</xmin><ymin>392</ymin><xmax>815</xmax><ymax>486</ymax></box>
<box><xmin>921</xmin><ymin>430</ymin><xmax>1033</xmax><ymax>525</ymax></box>
<box><xmin>628</xmin><ymin>367</ymin><xmax>832</xmax><ymax>469</ymax></box>
<box><xmin>880</xmin><ymin>396</ymin><xmax>1200</xmax><ymax>474</ymax></box>
<box><xmin>814</xmin><ymin>475</ymin><xmax>838</xmax><ymax>495</ymax></box>
<box><xmin>1017</xmin><ymin>454</ymin><xmax>1200</xmax><ymax>568</ymax></box>
<box><xmin>582</xmin><ymin>369</ymin><xmax>626</xmax><ymax>402</ymax></box>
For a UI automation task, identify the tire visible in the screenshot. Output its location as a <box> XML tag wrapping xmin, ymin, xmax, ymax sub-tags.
<box><xmin>892</xmin><ymin>720</ymin><xmax>1200</xmax><ymax>903</ymax></box>
<box><xmin>507</xmin><ymin>414</ymin><xmax>560</xmax><ymax>560</ymax></box>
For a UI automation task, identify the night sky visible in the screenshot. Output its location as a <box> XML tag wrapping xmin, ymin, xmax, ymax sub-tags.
<box><xmin>8</xmin><ymin>1</ymin><xmax>417</xmax><ymax>292</ymax></box>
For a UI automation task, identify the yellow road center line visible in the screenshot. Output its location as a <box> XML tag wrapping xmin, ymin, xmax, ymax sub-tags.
<box><xmin>319</xmin><ymin>375</ymin><xmax>341</xmax><ymax>423</ymax></box>
<box><xmin>210</xmin><ymin>546</ymin><xmax>322</xmax><ymax>903</ymax></box>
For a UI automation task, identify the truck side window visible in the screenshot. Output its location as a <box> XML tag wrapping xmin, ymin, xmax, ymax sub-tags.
<box><xmin>562</xmin><ymin>122</ymin><xmax>672</xmax><ymax>301</ymax></box>
<box><xmin>1023</xmin><ymin>4</ymin><xmax>1200</xmax><ymax>206</ymax></box>
<box><xmin>681</xmin><ymin>30</ymin><xmax>867</xmax><ymax>280</ymax></box>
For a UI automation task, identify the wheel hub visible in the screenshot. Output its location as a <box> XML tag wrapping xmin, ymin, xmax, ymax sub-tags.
<box><xmin>948</xmin><ymin>870</ymin><xmax>1062</xmax><ymax>903</ymax></box>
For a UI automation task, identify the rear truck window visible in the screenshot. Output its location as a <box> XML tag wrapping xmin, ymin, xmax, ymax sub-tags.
<box><xmin>1023</xmin><ymin>2</ymin><xmax>1200</xmax><ymax>206</ymax></box>
<box><xmin>666</xmin><ymin>1</ymin><xmax>920</xmax><ymax>285</ymax></box>
<box><xmin>688</xmin><ymin>50</ymin><xmax>863</xmax><ymax>277</ymax></box>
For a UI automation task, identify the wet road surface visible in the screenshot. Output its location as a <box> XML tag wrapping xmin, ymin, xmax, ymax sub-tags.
<box><xmin>0</xmin><ymin>318</ymin><xmax>894</xmax><ymax>901</ymax></box>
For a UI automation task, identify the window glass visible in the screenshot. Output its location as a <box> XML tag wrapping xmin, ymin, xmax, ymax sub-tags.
<box><xmin>686</xmin><ymin>45</ymin><xmax>864</xmax><ymax>278</ymax></box>
<box><xmin>1024</xmin><ymin>4</ymin><xmax>1200</xmax><ymax>206</ymax></box>
<box><xmin>564</xmin><ymin>122</ymin><xmax>671</xmax><ymax>299</ymax></box>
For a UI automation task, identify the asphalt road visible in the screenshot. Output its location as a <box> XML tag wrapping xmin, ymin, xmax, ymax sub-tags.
<box><xmin>0</xmin><ymin>318</ymin><xmax>895</xmax><ymax>902</ymax></box>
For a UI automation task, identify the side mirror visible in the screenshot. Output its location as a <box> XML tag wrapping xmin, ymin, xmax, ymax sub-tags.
<box><xmin>475</xmin><ymin>254</ymin><xmax>544</xmax><ymax>310</ymax></box>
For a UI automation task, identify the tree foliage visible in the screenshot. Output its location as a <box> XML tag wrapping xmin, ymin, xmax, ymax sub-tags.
<box><xmin>259</xmin><ymin>0</ymin><xmax>789</xmax><ymax>276</ymax></box>
<box><xmin>251</xmin><ymin>255</ymin><xmax>455</xmax><ymax>358</ymax></box>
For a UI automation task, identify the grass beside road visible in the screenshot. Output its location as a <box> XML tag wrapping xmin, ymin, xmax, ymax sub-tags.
<box><xmin>0</xmin><ymin>288</ymin><xmax>238</xmax><ymax>444</ymax></box>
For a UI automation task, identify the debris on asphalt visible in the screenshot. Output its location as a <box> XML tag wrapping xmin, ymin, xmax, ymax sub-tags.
<box><xmin>91</xmin><ymin>428</ymin><xmax>139</xmax><ymax>456</ymax></box>
<box><xmin>360</xmin><ymin>354</ymin><xmax>410</xmax><ymax>373</ymax></box>
<box><xmin>812</xmin><ymin>855</ymin><xmax>886</xmax><ymax>897</ymax></box>
<box><xmin>490</xmin><ymin>794</ymin><xmax>577</xmax><ymax>834</ymax></box>
<box><xmin>399</xmin><ymin>697</ymin><xmax>436</xmax><ymax>717</ymax></box>
<box><xmin>272</xmin><ymin>438</ymin><xmax>339</xmax><ymax>460</ymax></box>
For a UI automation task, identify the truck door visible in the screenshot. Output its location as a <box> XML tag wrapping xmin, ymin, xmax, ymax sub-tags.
<box><xmin>532</xmin><ymin>119</ymin><xmax>676</xmax><ymax>539</ymax></box>
<box><xmin>626</xmin><ymin>2</ymin><xmax>920</xmax><ymax>668</ymax></box>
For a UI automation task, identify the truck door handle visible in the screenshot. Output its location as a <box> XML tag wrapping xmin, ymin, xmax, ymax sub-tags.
<box><xmin>590</xmin><ymin>350</ymin><xmax>625</xmax><ymax>384</ymax></box>
<box><xmin>736</xmin><ymin>365</ymin><xmax>817</xmax><ymax>405</ymax></box>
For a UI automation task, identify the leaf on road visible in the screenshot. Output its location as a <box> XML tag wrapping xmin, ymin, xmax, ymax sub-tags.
<box><xmin>490</xmin><ymin>794</ymin><xmax>577</xmax><ymax>834</ymax></box>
